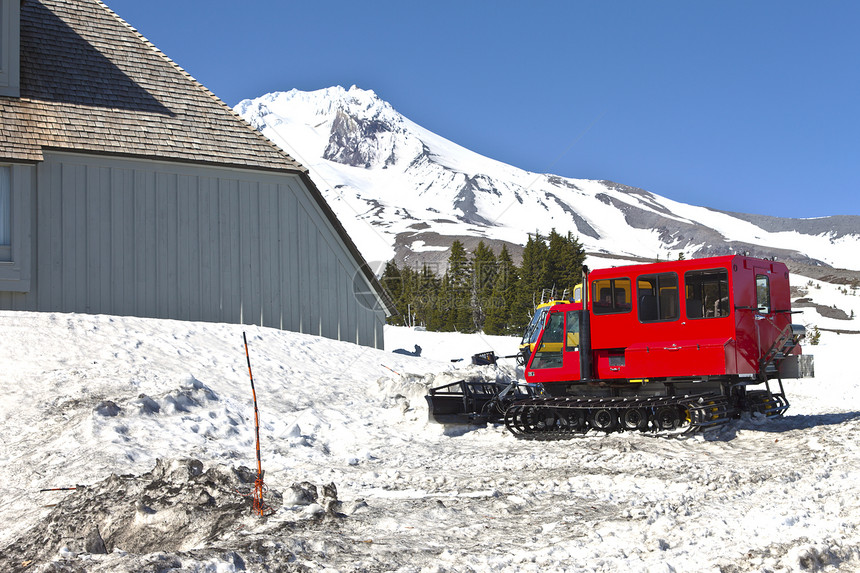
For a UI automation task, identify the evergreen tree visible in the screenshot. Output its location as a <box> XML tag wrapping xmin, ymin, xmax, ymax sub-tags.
<box><xmin>546</xmin><ymin>229</ymin><xmax>586</xmax><ymax>298</ymax></box>
<box><xmin>380</xmin><ymin>260</ymin><xmax>405</xmax><ymax>326</ymax></box>
<box><xmin>378</xmin><ymin>233</ymin><xmax>582</xmax><ymax>335</ymax></box>
<box><xmin>484</xmin><ymin>244</ymin><xmax>519</xmax><ymax>335</ymax></box>
<box><xmin>809</xmin><ymin>325</ymin><xmax>821</xmax><ymax>345</ymax></box>
<box><xmin>398</xmin><ymin>263</ymin><xmax>420</xmax><ymax>327</ymax></box>
<box><xmin>442</xmin><ymin>240</ymin><xmax>474</xmax><ymax>332</ymax></box>
<box><xmin>415</xmin><ymin>263</ymin><xmax>441</xmax><ymax>329</ymax></box>
<box><xmin>511</xmin><ymin>232</ymin><xmax>549</xmax><ymax>332</ymax></box>
<box><xmin>447</xmin><ymin>240</ymin><xmax>471</xmax><ymax>289</ymax></box>
<box><xmin>436</xmin><ymin>273</ymin><xmax>454</xmax><ymax>331</ymax></box>
<box><xmin>519</xmin><ymin>232</ymin><xmax>548</xmax><ymax>294</ymax></box>
<box><xmin>564</xmin><ymin>231</ymin><xmax>587</xmax><ymax>293</ymax></box>
<box><xmin>470</xmin><ymin>241</ymin><xmax>497</xmax><ymax>331</ymax></box>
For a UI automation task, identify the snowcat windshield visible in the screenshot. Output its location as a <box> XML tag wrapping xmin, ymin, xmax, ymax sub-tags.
<box><xmin>522</xmin><ymin>308</ymin><xmax>548</xmax><ymax>345</ymax></box>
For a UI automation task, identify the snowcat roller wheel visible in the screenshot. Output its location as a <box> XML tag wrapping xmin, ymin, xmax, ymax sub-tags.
<box><xmin>589</xmin><ymin>408</ymin><xmax>618</xmax><ymax>432</ymax></box>
<box><xmin>655</xmin><ymin>406</ymin><xmax>681</xmax><ymax>430</ymax></box>
<box><xmin>517</xmin><ymin>404</ymin><xmax>546</xmax><ymax>434</ymax></box>
<box><xmin>746</xmin><ymin>391</ymin><xmax>786</xmax><ymax>417</ymax></box>
<box><xmin>504</xmin><ymin>404</ymin><xmax>528</xmax><ymax>436</ymax></box>
<box><xmin>527</xmin><ymin>407</ymin><xmax>557</xmax><ymax>431</ymax></box>
<box><xmin>523</xmin><ymin>405</ymin><xmax>557</xmax><ymax>433</ymax></box>
<box><xmin>621</xmin><ymin>408</ymin><xmax>648</xmax><ymax>431</ymax></box>
<box><xmin>569</xmin><ymin>409</ymin><xmax>587</xmax><ymax>432</ymax></box>
<box><xmin>540</xmin><ymin>408</ymin><xmax>569</xmax><ymax>432</ymax></box>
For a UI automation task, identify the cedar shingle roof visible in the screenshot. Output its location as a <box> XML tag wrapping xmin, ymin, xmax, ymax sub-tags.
<box><xmin>0</xmin><ymin>0</ymin><xmax>304</xmax><ymax>172</ymax></box>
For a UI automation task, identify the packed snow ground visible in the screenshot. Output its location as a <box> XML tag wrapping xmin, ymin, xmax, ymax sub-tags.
<box><xmin>1</xmin><ymin>307</ymin><xmax>859</xmax><ymax>572</ymax></box>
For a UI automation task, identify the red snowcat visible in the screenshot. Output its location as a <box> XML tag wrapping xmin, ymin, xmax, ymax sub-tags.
<box><xmin>426</xmin><ymin>255</ymin><xmax>813</xmax><ymax>438</ymax></box>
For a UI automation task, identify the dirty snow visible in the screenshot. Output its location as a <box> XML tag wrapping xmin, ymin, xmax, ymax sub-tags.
<box><xmin>0</xmin><ymin>310</ymin><xmax>859</xmax><ymax>572</ymax></box>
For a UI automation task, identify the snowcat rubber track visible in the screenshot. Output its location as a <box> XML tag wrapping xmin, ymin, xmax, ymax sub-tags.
<box><xmin>503</xmin><ymin>393</ymin><xmax>732</xmax><ymax>440</ymax></box>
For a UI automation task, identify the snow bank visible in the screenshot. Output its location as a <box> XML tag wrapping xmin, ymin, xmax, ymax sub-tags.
<box><xmin>1</xmin><ymin>311</ymin><xmax>858</xmax><ymax>571</ymax></box>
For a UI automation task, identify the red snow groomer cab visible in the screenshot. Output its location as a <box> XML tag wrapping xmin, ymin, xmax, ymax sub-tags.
<box><xmin>427</xmin><ymin>255</ymin><xmax>813</xmax><ymax>438</ymax></box>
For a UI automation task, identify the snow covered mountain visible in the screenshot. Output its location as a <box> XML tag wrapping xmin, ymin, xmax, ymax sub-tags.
<box><xmin>235</xmin><ymin>86</ymin><xmax>860</xmax><ymax>273</ymax></box>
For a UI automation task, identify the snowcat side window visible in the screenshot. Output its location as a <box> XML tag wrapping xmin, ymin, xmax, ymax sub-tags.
<box><xmin>756</xmin><ymin>274</ymin><xmax>771</xmax><ymax>314</ymax></box>
<box><xmin>565</xmin><ymin>311</ymin><xmax>580</xmax><ymax>350</ymax></box>
<box><xmin>637</xmin><ymin>273</ymin><xmax>679</xmax><ymax>322</ymax></box>
<box><xmin>591</xmin><ymin>278</ymin><xmax>631</xmax><ymax>314</ymax></box>
<box><xmin>684</xmin><ymin>269</ymin><xmax>729</xmax><ymax>319</ymax></box>
<box><xmin>531</xmin><ymin>312</ymin><xmax>564</xmax><ymax>369</ymax></box>
<box><xmin>543</xmin><ymin>312</ymin><xmax>564</xmax><ymax>344</ymax></box>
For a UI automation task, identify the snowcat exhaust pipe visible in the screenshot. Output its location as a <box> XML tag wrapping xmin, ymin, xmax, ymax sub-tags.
<box><xmin>580</xmin><ymin>265</ymin><xmax>591</xmax><ymax>382</ymax></box>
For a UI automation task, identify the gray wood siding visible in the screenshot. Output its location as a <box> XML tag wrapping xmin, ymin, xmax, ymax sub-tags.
<box><xmin>0</xmin><ymin>152</ymin><xmax>385</xmax><ymax>348</ymax></box>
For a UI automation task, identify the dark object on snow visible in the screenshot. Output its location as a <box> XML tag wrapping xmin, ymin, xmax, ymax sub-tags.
<box><xmin>0</xmin><ymin>458</ymin><xmax>343</xmax><ymax>569</ymax></box>
<box><xmin>472</xmin><ymin>351</ymin><xmax>496</xmax><ymax>366</ymax></box>
<box><xmin>135</xmin><ymin>394</ymin><xmax>161</xmax><ymax>415</ymax></box>
<box><xmin>0</xmin><ymin>458</ymin><xmax>279</xmax><ymax>568</ymax></box>
<box><xmin>94</xmin><ymin>400</ymin><xmax>121</xmax><ymax>417</ymax></box>
<box><xmin>84</xmin><ymin>525</ymin><xmax>107</xmax><ymax>554</ymax></box>
<box><xmin>471</xmin><ymin>351</ymin><xmax>521</xmax><ymax>366</ymax></box>
<box><xmin>392</xmin><ymin>344</ymin><xmax>422</xmax><ymax>357</ymax></box>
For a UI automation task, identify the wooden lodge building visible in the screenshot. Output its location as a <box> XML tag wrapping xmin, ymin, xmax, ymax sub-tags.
<box><xmin>0</xmin><ymin>0</ymin><xmax>390</xmax><ymax>348</ymax></box>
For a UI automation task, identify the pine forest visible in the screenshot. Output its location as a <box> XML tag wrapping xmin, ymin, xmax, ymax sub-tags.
<box><xmin>380</xmin><ymin>230</ymin><xmax>586</xmax><ymax>335</ymax></box>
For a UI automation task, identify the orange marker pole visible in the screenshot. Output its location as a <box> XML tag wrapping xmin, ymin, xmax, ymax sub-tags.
<box><xmin>243</xmin><ymin>331</ymin><xmax>265</xmax><ymax>516</ymax></box>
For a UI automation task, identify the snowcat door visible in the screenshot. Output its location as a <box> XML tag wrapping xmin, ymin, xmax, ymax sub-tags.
<box><xmin>753</xmin><ymin>269</ymin><xmax>779</xmax><ymax>364</ymax></box>
<box><xmin>526</xmin><ymin>309</ymin><xmax>581</xmax><ymax>385</ymax></box>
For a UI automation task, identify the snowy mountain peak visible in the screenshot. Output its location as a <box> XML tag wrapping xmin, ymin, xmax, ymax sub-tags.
<box><xmin>236</xmin><ymin>86</ymin><xmax>860</xmax><ymax>273</ymax></box>
<box><xmin>324</xmin><ymin>102</ymin><xmax>406</xmax><ymax>169</ymax></box>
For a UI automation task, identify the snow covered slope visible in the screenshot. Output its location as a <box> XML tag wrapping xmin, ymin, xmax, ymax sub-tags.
<box><xmin>235</xmin><ymin>86</ymin><xmax>860</xmax><ymax>272</ymax></box>
<box><xmin>0</xmin><ymin>308</ymin><xmax>858</xmax><ymax>571</ymax></box>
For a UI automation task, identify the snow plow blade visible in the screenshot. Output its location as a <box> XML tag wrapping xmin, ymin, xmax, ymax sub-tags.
<box><xmin>425</xmin><ymin>380</ymin><xmax>536</xmax><ymax>424</ymax></box>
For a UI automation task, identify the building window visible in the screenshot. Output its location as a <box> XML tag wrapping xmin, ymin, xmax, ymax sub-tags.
<box><xmin>0</xmin><ymin>165</ymin><xmax>10</xmax><ymax>261</ymax></box>
<box><xmin>0</xmin><ymin>0</ymin><xmax>21</xmax><ymax>97</ymax></box>
<box><xmin>0</xmin><ymin>162</ymin><xmax>31</xmax><ymax>292</ymax></box>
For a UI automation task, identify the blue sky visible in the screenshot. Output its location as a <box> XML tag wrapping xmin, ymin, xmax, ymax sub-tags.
<box><xmin>106</xmin><ymin>0</ymin><xmax>860</xmax><ymax>218</ymax></box>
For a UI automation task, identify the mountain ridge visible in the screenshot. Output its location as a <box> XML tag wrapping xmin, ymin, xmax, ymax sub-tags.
<box><xmin>235</xmin><ymin>86</ymin><xmax>860</xmax><ymax>274</ymax></box>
